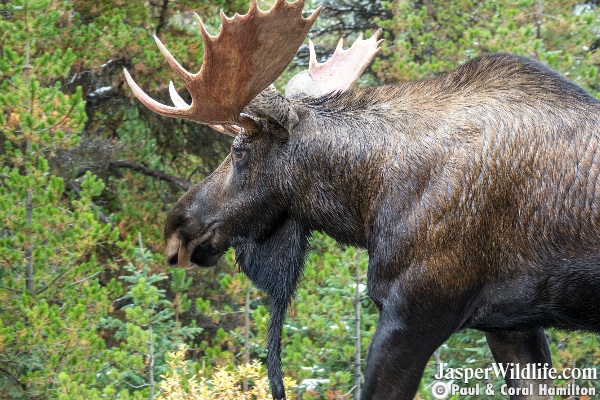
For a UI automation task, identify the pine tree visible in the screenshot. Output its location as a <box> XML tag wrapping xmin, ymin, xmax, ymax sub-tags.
<box><xmin>0</xmin><ymin>1</ymin><xmax>120</xmax><ymax>397</ymax></box>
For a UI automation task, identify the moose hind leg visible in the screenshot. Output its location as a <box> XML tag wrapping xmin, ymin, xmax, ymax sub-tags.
<box><xmin>485</xmin><ymin>328</ymin><xmax>552</xmax><ymax>400</ymax></box>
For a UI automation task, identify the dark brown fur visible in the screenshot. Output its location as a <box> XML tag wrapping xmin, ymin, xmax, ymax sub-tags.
<box><xmin>165</xmin><ymin>54</ymin><xmax>600</xmax><ymax>399</ymax></box>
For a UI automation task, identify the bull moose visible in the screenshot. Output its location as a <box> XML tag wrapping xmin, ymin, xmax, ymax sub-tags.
<box><xmin>123</xmin><ymin>0</ymin><xmax>600</xmax><ymax>398</ymax></box>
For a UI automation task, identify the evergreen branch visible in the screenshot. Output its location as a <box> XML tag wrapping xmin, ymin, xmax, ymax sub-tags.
<box><xmin>33</xmin><ymin>263</ymin><xmax>78</xmax><ymax>296</ymax></box>
<box><xmin>35</xmin><ymin>102</ymin><xmax>78</xmax><ymax>134</ymax></box>
<box><xmin>110</xmin><ymin>160</ymin><xmax>192</xmax><ymax>191</ymax></box>
<box><xmin>67</xmin><ymin>181</ymin><xmax>112</xmax><ymax>225</ymax></box>
<box><xmin>0</xmin><ymin>283</ymin><xmax>19</xmax><ymax>293</ymax></box>
<box><xmin>0</xmin><ymin>366</ymin><xmax>27</xmax><ymax>393</ymax></box>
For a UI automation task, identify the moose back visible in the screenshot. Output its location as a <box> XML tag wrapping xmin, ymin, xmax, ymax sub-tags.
<box><xmin>124</xmin><ymin>0</ymin><xmax>600</xmax><ymax>398</ymax></box>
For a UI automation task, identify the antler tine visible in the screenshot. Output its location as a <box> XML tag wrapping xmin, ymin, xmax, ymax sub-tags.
<box><xmin>193</xmin><ymin>13</ymin><xmax>213</xmax><ymax>42</ymax></box>
<box><xmin>169</xmin><ymin>82</ymin><xmax>239</xmax><ymax>137</ymax></box>
<box><xmin>373</xmin><ymin>27</ymin><xmax>383</xmax><ymax>41</ymax></box>
<box><xmin>123</xmin><ymin>68</ymin><xmax>191</xmax><ymax>118</ymax></box>
<box><xmin>209</xmin><ymin>124</ymin><xmax>240</xmax><ymax>137</ymax></box>
<box><xmin>307</xmin><ymin>4</ymin><xmax>322</xmax><ymax>24</ymax></box>
<box><xmin>169</xmin><ymin>82</ymin><xmax>190</xmax><ymax>108</ymax></box>
<box><xmin>308</xmin><ymin>39</ymin><xmax>317</xmax><ymax>69</ymax></box>
<box><xmin>336</xmin><ymin>37</ymin><xmax>344</xmax><ymax>52</ymax></box>
<box><xmin>219</xmin><ymin>9</ymin><xmax>230</xmax><ymax>25</ymax></box>
<box><xmin>154</xmin><ymin>36</ymin><xmax>195</xmax><ymax>87</ymax></box>
<box><xmin>124</xmin><ymin>0</ymin><xmax>321</xmax><ymax>131</ymax></box>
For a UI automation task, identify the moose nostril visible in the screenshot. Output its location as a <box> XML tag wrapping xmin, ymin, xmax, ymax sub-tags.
<box><xmin>165</xmin><ymin>235</ymin><xmax>182</xmax><ymax>267</ymax></box>
<box><xmin>167</xmin><ymin>253</ymin><xmax>179</xmax><ymax>267</ymax></box>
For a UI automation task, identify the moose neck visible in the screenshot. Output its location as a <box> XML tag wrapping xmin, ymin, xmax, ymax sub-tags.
<box><xmin>280</xmin><ymin>85</ymin><xmax>453</xmax><ymax>248</ymax></box>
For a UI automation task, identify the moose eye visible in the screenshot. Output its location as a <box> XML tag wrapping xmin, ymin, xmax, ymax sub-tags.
<box><xmin>232</xmin><ymin>148</ymin><xmax>249</xmax><ymax>167</ymax></box>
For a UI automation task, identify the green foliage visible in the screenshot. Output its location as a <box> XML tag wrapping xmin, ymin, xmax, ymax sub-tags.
<box><xmin>192</xmin><ymin>254</ymin><xmax>261</xmax><ymax>372</ymax></box>
<box><xmin>375</xmin><ymin>0</ymin><xmax>599</xmax><ymax>99</ymax></box>
<box><xmin>0</xmin><ymin>1</ymin><xmax>119</xmax><ymax>397</ymax></box>
<box><xmin>99</xmin><ymin>235</ymin><xmax>202</xmax><ymax>398</ymax></box>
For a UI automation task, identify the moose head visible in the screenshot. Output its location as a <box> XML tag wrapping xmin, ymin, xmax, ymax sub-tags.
<box><xmin>124</xmin><ymin>0</ymin><xmax>381</xmax><ymax>270</ymax></box>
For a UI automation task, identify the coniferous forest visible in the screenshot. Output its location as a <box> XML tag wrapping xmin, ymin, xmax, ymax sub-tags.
<box><xmin>1</xmin><ymin>0</ymin><xmax>599</xmax><ymax>399</ymax></box>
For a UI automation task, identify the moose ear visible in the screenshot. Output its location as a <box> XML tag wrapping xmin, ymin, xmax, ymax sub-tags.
<box><xmin>285</xmin><ymin>70</ymin><xmax>322</xmax><ymax>99</ymax></box>
<box><xmin>243</xmin><ymin>84</ymin><xmax>299</xmax><ymax>133</ymax></box>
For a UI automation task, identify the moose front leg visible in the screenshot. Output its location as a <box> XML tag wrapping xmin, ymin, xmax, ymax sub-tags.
<box><xmin>361</xmin><ymin>274</ymin><xmax>469</xmax><ymax>400</ymax></box>
<box><xmin>485</xmin><ymin>329</ymin><xmax>553</xmax><ymax>400</ymax></box>
<box><xmin>361</xmin><ymin>312</ymin><xmax>457</xmax><ymax>399</ymax></box>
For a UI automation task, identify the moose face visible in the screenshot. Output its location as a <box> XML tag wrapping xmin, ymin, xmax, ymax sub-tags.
<box><xmin>164</xmin><ymin>121</ymin><xmax>292</xmax><ymax>268</ymax></box>
<box><xmin>123</xmin><ymin>0</ymin><xmax>380</xmax><ymax>271</ymax></box>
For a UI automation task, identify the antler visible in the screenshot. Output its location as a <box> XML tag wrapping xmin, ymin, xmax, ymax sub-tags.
<box><xmin>307</xmin><ymin>29</ymin><xmax>383</xmax><ymax>94</ymax></box>
<box><xmin>123</xmin><ymin>0</ymin><xmax>321</xmax><ymax>130</ymax></box>
<box><xmin>283</xmin><ymin>29</ymin><xmax>383</xmax><ymax>99</ymax></box>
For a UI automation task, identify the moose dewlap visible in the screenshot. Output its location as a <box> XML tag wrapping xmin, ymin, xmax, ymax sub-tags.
<box><xmin>123</xmin><ymin>0</ymin><xmax>600</xmax><ymax>399</ymax></box>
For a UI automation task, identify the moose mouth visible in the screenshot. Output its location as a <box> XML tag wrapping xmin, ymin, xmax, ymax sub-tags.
<box><xmin>190</xmin><ymin>242</ymin><xmax>227</xmax><ymax>267</ymax></box>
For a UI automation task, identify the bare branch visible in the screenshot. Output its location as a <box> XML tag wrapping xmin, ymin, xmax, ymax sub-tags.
<box><xmin>110</xmin><ymin>160</ymin><xmax>192</xmax><ymax>191</ymax></box>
